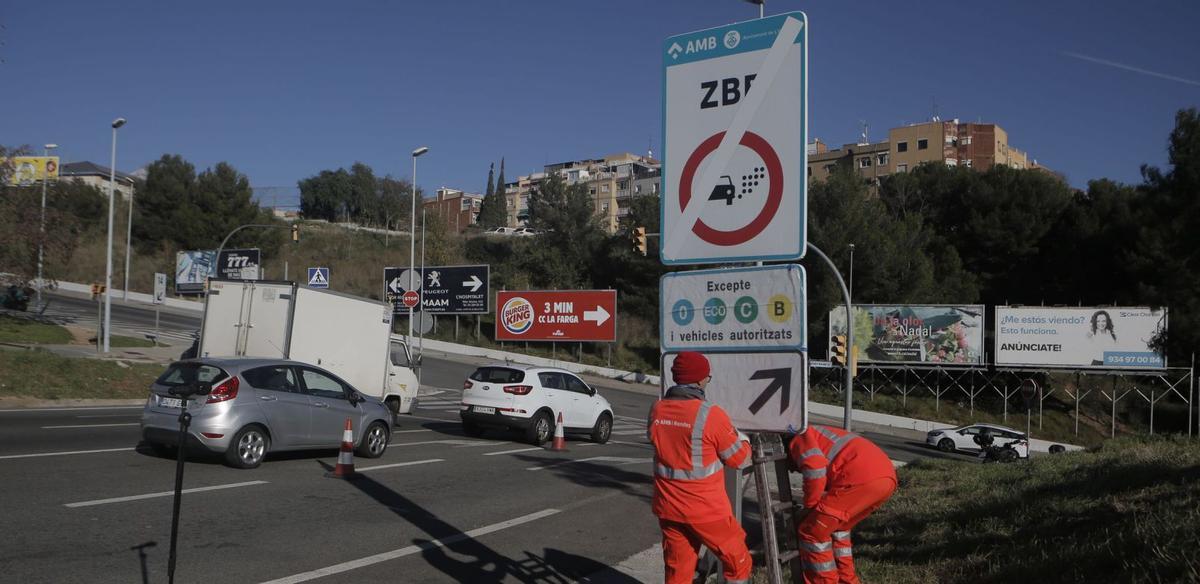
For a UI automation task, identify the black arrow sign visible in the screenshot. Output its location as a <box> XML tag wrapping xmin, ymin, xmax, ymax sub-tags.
<box><xmin>748</xmin><ymin>367</ymin><xmax>792</xmax><ymax>415</ymax></box>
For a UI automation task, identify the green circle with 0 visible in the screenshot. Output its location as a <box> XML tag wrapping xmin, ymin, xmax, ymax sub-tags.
<box><xmin>734</xmin><ymin>296</ymin><xmax>758</xmax><ymax>324</ymax></box>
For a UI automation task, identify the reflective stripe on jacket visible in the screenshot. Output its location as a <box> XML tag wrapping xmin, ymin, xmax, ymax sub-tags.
<box><xmin>788</xmin><ymin>425</ymin><xmax>897</xmax><ymax>509</ymax></box>
<box><xmin>649</xmin><ymin>387</ymin><xmax>750</xmax><ymax>523</ymax></box>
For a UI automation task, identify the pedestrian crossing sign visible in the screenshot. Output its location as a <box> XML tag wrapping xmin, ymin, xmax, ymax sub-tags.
<box><xmin>307</xmin><ymin>267</ymin><xmax>329</xmax><ymax>288</ymax></box>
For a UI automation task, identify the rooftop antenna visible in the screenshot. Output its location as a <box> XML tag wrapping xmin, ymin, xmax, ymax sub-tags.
<box><xmin>931</xmin><ymin>97</ymin><xmax>940</xmax><ymax>122</ymax></box>
<box><xmin>858</xmin><ymin>121</ymin><xmax>869</xmax><ymax>145</ymax></box>
<box><xmin>648</xmin><ymin>136</ymin><xmax>654</xmax><ymax>159</ymax></box>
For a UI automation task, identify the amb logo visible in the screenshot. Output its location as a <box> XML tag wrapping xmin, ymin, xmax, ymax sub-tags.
<box><xmin>668</xmin><ymin>36</ymin><xmax>717</xmax><ymax>60</ymax></box>
<box><xmin>500</xmin><ymin>297</ymin><xmax>534</xmax><ymax>335</ymax></box>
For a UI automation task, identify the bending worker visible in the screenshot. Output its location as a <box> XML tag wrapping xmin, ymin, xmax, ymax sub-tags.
<box><xmin>648</xmin><ymin>351</ymin><xmax>752</xmax><ymax>584</ymax></box>
<box><xmin>789</xmin><ymin>424</ymin><xmax>897</xmax><ymax>584</ymax></box>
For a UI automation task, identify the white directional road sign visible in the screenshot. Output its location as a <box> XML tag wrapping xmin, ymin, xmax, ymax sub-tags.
<box><xmin>663</xmin><ymin>351</ymin><xmax>808</xmax><ymax>433</ymax></box>
<box><xmin>153</xmin><ymin>273</ymin><xmax>167</xmax><ymax>304</ymax></box>
<box><xmin>661</xmin><ymin>264</ymin><xmax>806</xmax><ymax>353</ymax></box>
<box><xmin>661</xmin><ymin>12</ymin><xmax>807</xmax><ymax>264</ymax></box>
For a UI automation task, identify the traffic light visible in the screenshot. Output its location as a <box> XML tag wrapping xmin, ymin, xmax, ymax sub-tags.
<box><xmin>291</xmin><ymin>224</ymin><xmax>300</xmax><ymax>243</ymax></box>
<box><xmin>633</xmin><ymin>226</ymin><xmax>647</xmax><ymax>256</ymax></box>
<box><xmin>831</xmin><ymin>334</ymin><xmax>848</xmax><ymax>367</ymax></box>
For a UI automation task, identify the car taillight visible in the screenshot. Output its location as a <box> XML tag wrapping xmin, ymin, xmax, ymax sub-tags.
<box><xmin>464</xmin><ymin>380</ymin><xmax>473</xmax><ymax>390</ymax></box>
<box><xmin>503</xmin><ymin>385</ymin><xmax>533</xmax><ymax>395</ymax></box>
<box><xmin>206</xmin><ymin>376</ymin><xmax>240</xmax><ymax>404</ymax></box>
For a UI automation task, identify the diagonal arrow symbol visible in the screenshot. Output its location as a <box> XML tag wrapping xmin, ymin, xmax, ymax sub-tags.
<box><xmin>747</xmin><ymin>368</ymin><xmax>791</xmax><ymax>415</ymax></box>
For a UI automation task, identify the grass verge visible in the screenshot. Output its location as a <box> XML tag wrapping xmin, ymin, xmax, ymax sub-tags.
<box><xmin>752</xmin><ymin>436</ymin><xmax>1200</xmax><ymax>583</ymax></box>
<box><xmin>0</xmin><ymin>348</ymin><xmax>164</xmax><ymax>400</ymax></box>
<box><xmin>0</xmin><ymin>314</ymin><xmax>72</xmax><ymax>344</ymax></box>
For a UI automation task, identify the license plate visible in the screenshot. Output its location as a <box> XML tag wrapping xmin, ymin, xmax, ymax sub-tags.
<box><xmin>473</xmin><ymin>406</ymin><xmax>495</xmax><ymax>415</ymax></box>
<box><xmin>160</xmin><ymin>397</ymin><xmax>183</xmax><ymax>408</ymax></box>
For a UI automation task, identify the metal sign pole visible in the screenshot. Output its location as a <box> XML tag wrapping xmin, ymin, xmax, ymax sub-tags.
<box><xmin>806</xmin><ymin>243</ymin><xmax>853</xmax><ymax>430</ymax></box>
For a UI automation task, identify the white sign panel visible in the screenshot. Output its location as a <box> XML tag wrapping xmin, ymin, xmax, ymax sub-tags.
<box><xmin>663</xmin><ymin>351</ymin><xmax>807</xmax><ymax>433</ymax></box>
<box><xmin>661</xmin><ymin>264</ymin><xmax>805</xmax><ymax>352</ymax></box>
<box><xmin>661</xmin><ymin>12</ymin><xmax>807</xmax><ymax>264</ymax></box>
<box><xmin>153</xmin><ymin>273</ymin><xmax>167</xmax><ymax>305</ymax></box>
<box><xmin>995</xmin><ymin>306</ymin><xmax>1167</xmax><ymax>369</ymax></box>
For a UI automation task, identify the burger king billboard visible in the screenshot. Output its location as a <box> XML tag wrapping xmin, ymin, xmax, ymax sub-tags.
<box><xmin>495</xmin><ymin>290</ymin><xmax>618</xmax><ymax>342</ymax></box>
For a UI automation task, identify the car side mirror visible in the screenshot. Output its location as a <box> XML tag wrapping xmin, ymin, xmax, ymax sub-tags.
<box><xmin>349</xmin><ymin>392</ymin><xmax>363</xmax><ymax>405</ymax></box>
<box><xmin>587</xmin><ymin>387</ymin><xmax>596</xmax><ymax>396</ymax></box>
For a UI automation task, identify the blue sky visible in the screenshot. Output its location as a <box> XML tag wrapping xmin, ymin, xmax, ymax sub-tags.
<box><xmin>3</xmin><ymin>1</ymin><xmax>1198</xmax><ymax>205</ymax></box>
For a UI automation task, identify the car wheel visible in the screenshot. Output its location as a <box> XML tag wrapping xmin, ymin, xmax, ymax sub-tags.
<box><xmin>1049</xmin><ymin>444</ymin><xmax>1066</xmax><ymax>454</ymax></box>
<box><xmin>462</xmin><ymin>421</ymin><xmax>485</xmax><ymax>438</ymax></box>
<box><xmin>357</xmin><ymin>421</ymin><xmax>389</xmax><ymax>458</ymax></box>
<box><xmin>225</xmin><ymin>425</ymin><xmax>269</xmax><ymax>469</ymax></box>
<box><xmin>526</xmin><ymin>412</ymin><xmax>552</xmax><ymax>446</ymax></box>
<box><xmin>590</xmin><ymin>413</ymin><xmax>613</xmax><ymax>444</ymax></box>
<box><xmin>385</xmin><ymin>397</ymin><xmax>401</xmax><ymax>418</ymax></box>
<box><xmin>937</xmin><ymin>438</ymin><xmax>956</xmax><ymax>452</ymax></box>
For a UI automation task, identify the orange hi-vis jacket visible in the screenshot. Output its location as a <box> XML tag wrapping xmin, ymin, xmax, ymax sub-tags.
<box><xmin>649</xmin><ymin>386</ymin><xmax>751</xmax><ymax>524</ymax></box>
<box><xmin>789</xmin><ymin>425</ymin><xmax>897</xmax><ymax>512</ymax></box>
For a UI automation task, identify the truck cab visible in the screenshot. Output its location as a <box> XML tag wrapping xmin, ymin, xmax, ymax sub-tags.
<box><xmin>387</xmin><ymin>338</ymin><xmax>420</xmax><ymax>414</ymax></box>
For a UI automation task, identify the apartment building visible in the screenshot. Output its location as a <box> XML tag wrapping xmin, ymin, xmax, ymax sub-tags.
<box><xmin>424</xmin><ymin>187</ymin><xmax>483</xmax><ymax>233</ymax></box>
<box><xmin>807</xmin><ymin>119</ymin><xmax>1044</xmax><ymax>185</ymax></box>
<box><xmin>505</xmin><ymin>152</ymin><xmax>660</xmax><ymax>233</ymax></box>
<box><xmin>60</xmin><ymin>161</ymin><xmax>136</xmax><ymax>199</ymax></box>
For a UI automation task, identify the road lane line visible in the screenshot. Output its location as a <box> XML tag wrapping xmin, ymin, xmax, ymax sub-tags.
<box><xmin>404</xmin><ymin>414</ymin><xmax>460</xmax><ymax>423</ymax></box>
<box><xmin>611</xmin><ymin>429</ymin><xmax>647</xmax><ymax>436</ymax></box>
<box><xmin>456</xmin><ymin>441</ymin><xmax>511</xmax><ymax>448</ymax></box>
<box><xmin>258</xmin><ymin>508</ymin><xmax>561</xmax><ymax>584</ymax></box>
<box><xmin>614</xmin><ymin>415</ymin><xmax>646</xmax><ymax>423</ymax></box>
<box><xmin>64</xmin><ymin>480</ymin><xmax>268</xmax><ymax>508</ymax></box>
<box><xmin>527</xmin><ymin>456</ymin><xmax>652</xmax><ymax>472</ymax></box>
<box><xmin>892</xmin><ymin>459</ymin><xmax>908</xmax><ymax>468</ymax></box>
<box><xmin>0</xmin><ymin>406</ymin><xmax>143</xmax><ymax>413</ymax></box>
<box><xmin>608</xmin><ymin>440</ymin><xmax>652</xmax><ymax>449</ymax></box>
<box><xmin>390</xmin><ymin>439</ymin><xmax>489</xmax><ymax>447</ymax></box>
<box><xmin>357</xmin><ymin>459</ymin><xmax>444</xmax><ymax>472</ymax></box>
<box><xmin>391</xmin><ymin>429</ymin><xmax>434</xmax><ymax>434</ymax></box>
<box><xmin>482</xmin><ymin>446</ymin><xmax>542</xmax><ymax>456</ymax></box>
<box><xmin>42</xmin><ymin>423</ymin><xmax>140</xmax><ymax>429</ymax></box>
<box><xmin>0</xmin><ymin>447</ymin><xmax>135</xmax><ymax>460</ymax></box>
<box><xmin>76</xmin><ymin>414</ymin><xmax>140</xmax><ymax>419</ymax></box>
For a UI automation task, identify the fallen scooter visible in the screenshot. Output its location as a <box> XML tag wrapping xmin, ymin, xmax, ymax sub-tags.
<box><xmin>974</xmin><ymin>429</ymin><xmax>1020</xmax><ymax>463</ymax></box>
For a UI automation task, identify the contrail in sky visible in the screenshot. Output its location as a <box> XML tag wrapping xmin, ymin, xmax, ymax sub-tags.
<box><xmin>1062</xmin><ymin>51</ymin><xmax>1200</xmax><ymax>87</ymax></box>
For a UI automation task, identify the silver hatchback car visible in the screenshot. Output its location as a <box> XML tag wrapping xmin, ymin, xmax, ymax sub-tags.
<box><xmin>140</xmin><ymin>358</ymin><xmax>393</xmax><ymax>469</ymax></box>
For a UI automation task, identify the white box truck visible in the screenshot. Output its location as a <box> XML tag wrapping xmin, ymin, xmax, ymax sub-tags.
<box><xmin>197</xmin><ymin>279</ymin><xmax>420</xmax><ymax>414</ymax></box>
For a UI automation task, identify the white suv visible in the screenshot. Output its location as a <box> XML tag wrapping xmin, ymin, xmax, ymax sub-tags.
<box><xmin>460</xmin><ymin>365</ymin><xmax>614</xmax><ymax>445</ymax></box>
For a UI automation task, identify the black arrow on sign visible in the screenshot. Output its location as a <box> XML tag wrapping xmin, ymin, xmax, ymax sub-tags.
<box><xmin>748</xmin><ymin>368</ymin><xmax>792</xmax><ymax>415</ymax></box>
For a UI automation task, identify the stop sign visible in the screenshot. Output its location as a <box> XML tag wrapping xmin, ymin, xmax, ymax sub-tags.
<box><xmin>402</xmin><ymin>290</ymin><xmax>420</xmax><ymax>308</ymax></box>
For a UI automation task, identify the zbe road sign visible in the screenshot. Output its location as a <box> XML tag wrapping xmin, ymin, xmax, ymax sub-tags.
<box><xmin>661</xmin><ymin>264</ymin><xmax>806</xmax><ymax>353</ymax></box>
<box><xmin>661</xmin><ymin>12</ymin><xmax>808</xmax><ymax>264</ymax></box>
<box><xmin>663</xmin><ymin>351</ymin><xmax>808</xmax><ymax>433</ymax></box>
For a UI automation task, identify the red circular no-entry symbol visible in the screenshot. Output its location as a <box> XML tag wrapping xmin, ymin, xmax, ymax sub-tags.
<box><xmin>679</xmin><ymin>130</ymin><xmax>784</xmax><ymax>247</ymax></box>
<box><xmin>402</xmin><ymin>290</ymin><xmax>420</xmax><ymax>308</ymax></box>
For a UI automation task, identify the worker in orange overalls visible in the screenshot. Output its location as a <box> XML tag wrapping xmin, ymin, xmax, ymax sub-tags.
<box><xmin>648</xmin><ymin>351</ymin><xmax>752</xmax><ymax>584</ymax></box>
<box><xmin>788</xmin><ymin>424</ymin><xmax>897</xmax><ymax>584</ymax></box>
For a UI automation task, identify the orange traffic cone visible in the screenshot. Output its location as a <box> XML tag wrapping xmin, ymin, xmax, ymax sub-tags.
<box><xmin>549</xmin><ymin>411</ymin><xmax>567</xmax><ymax>451</ymax></box>
<box><xmin>325</xmin><ymin>418</ymin><xmax>359</xmax><ymax>479</ymax></box>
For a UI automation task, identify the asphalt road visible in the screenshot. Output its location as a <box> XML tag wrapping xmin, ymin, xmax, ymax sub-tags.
<box><xmin>1</xmin><ymin>291</ymin><xmax>974</xmax><ymax>583</ymax></box>
<box><xmin>38</xmin><ymin>290</ymin><xmax>202</xmax><ymax>343</ymax></box>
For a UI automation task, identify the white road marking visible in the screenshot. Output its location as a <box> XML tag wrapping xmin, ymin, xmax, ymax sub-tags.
<box><xmin>357</xmin><ymin>459</ymin><xmax>443</xmax><ymax>472</ymax></box>
<box><xmin>611</xmin><ymin>429</ymin><xmax>647</xmax><ymax>436</ymax></box>
<box><xmin>42</xmin><ymin>423</ymin><xmax>140</xmax><ymax>429</ymax></box>
<box><xmin>0</xmin><ymin>406</ymin><xmax>142</xmax><ymax>413</ymax></box>
<box><xmin>614</xmin><ymin>414</ymin><xmax>646</xmax><ymax>423</ymax></box>
<box><xmin>577</xmin><ymin>442</ymin><xmax>601</xmax><ymax>447</ymax></box>
<box><xmin>390</xmin><ymin>439</ymin><xmax>489</xmax><ymax>447</ymax></box>
<box><xmin>608</xmin><ymin>440</ymin><xmax>652</xmax><ymax>449</ymax></box>
<box><xmin>527</xmin><ymin>456</ymin><xmax>652</xmax><ymax>472</ymax></box>
<box><xmin>76</xmin><ymin>414</ymin><xmax>140</xmax><ymax>419</ymax></box>
<box><xmin>403</xmin><ymin>414</ymin><xmax>460</xmax><ymax>423</ymax></box>
<box><xmin>390</xmin><ymin>429</ymin><xmax>434</xmax><ymax>434</ymax></box>
<box><xmin>482</xmin><ymin>447</ymin><xmax>542</xmax><ymax>456</ymax></box>
<box><xmin>64</xmin><ymin>480</ymin><xmax>268</xmax><ymax>508</ymax></box>
<box><xmin>258</xmin><ymin>508</ymin><xmax>561</xmax><ymax>584</ymax></box>
<box><xmin>455</xmin><ymin>441</ymin><xmax>510</xmax><ymax>448</ymax></box>
<box><xmin>892</xmin><ymin>459</ymin><xmax>908</xmax><ymax>468</ymax></box>
<box><xmin>0</xmin><ymin>447</ymin><xmax>135</xmax><ymax>460</ymax></box>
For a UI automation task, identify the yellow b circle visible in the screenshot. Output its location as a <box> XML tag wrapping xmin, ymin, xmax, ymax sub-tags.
<box><xmin>767</xmin><ymin>294</ymin><xmax>792</xmax><ymax>323</ymax></box>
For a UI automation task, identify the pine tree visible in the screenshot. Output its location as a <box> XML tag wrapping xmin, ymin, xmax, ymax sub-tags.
<box><xmin>485</xmin><ymin>162</ymin><xmax>495</xmax><ymax>199</ymax></box>
<box><xmin>493</xmin><ymin>157</ymin><xmax>507</xmax><ymax>224</ymax></box>
<box><xmin>478</xmin><ymin>158</ymin><xmax>509</xmax><ymax>228</ymax></box>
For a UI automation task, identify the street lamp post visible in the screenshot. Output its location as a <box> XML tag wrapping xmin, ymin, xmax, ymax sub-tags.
<box><xmin>103</xmin><ymin>118</ymin><xmax>126</xmax><ymax>353</ymax></box>
<box><xmin>848</xmin><ymin>243</ymin><xmax>855</xmax><ymax>300</ymax></box>
<box><xmin>124</xmin><ymin>171</ymin><xmax>135</xmax><ymax>301</ymax></box>
<box><xmin>408</xmin><ymin>146</ymin><xmax>429</xmax><ymax>342</ymax></box>
<box><xmin>36</xmin><ymin>143</ymin><xmax>59</xmax><ymax>308</ymax></box>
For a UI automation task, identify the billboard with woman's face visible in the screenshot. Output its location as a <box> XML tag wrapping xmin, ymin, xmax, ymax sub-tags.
<box><xmin>994</xmin><ymin>306</ymin><xmax>1167</xmax><ymax>369</ymax></box>
<box><xmin>828</xmin><ymin>305</ymin><xmax>986</xmax><ymax>366</ymax></box>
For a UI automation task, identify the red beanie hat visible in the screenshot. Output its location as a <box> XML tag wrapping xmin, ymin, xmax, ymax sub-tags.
<box><xmin>672</xmin><ymin>352</ymin><xmax>711</xmax><ymax>385</ymax></box>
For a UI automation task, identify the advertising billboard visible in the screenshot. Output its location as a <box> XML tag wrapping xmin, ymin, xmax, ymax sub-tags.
<box><xmin>828</xmin><ymin>305</ymin><xmax>986</xmax><ymax>366</ymax></box>
<box><xmin>216</xmin><ymin>248</ymin><xmax>261</xmax><ymax>280</ymax></box>
<box><xmin>5</xmin><ymin>156</ymin><xmax>60</xmax><ymax>185</ymax></box>
<box><xmin>495</xmin><ymin>290</ymin><xmax>617</xmax><ymax>342</ymax></box>
<box><xmin>175</xmin><ymin>250</ymin><xmax>215</xmax><ymax>294</ymax></box>
<box><xmin>995</xmin><ymin>306</ymin><xmax>1167</xmax><ymax>369</ymax></box>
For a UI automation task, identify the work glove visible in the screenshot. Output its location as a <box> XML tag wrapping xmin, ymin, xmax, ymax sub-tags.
<box><xmin>737</xmin><ymin>431</ymin><xmax>750</xmax><ymax>444</ymax></box>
